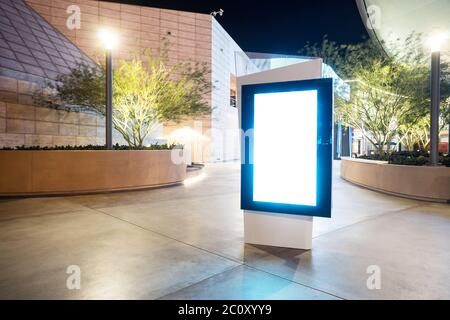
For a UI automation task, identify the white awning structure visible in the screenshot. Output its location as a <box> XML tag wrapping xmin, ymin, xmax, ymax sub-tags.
<box><xmin>243</xmin><ymin>52</ymin><xmax>350</xmax><ymax>100</ymax></box>
<box><xmin>356</xmin><ymin>0</ymin><xmax>450</xmax><ymax>61</ymax></box>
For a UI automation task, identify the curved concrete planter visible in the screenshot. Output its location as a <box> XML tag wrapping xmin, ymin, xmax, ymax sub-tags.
<box><xmin>0</xmin><ymin>150</ymin><xmax>186</xmax><ymax>196</ymax></box>
<box><xmin>341</xmin><ymin>157</ymin><xmax>450</xmax><ymax>203</ymax></box>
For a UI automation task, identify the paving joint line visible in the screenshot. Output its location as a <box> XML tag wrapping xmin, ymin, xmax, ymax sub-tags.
<box><xmin>93</xmin><ymin>207</ymin><xmax>345</xmax><ymax>301</ymax></box>
<box><xmin>0</xmin><ymin>207</ymin><xmax>96</xmax><ymax>223</ymax></box>
<box><xmin>312</xmin><ymin>204</ymin><xmax>424</xmax><ymax>239</ymax></box>
<box><xmin>75</xmin><ymin>190</ymin><xmax>240</xmax><ymax>211</ymax></box>
<box><xmin>155</xmin><ymin>265</ymin><xmax>243</xmax><ymax>300</ymax></box>
<box><xmin>242</xmin><ymin>263</ymin><xmax>345</xmax><ymax>300</ymax></box>
<box><xmin>92</xmin><ymin>207</ymin><xmax>244</xmax><ymax>265</ymax></box>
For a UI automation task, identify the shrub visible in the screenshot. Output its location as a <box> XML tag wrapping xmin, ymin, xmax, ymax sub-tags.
<box><xmin>357</xmin><ymin>151</ymin><xmax>450</xmax><ymax>166</ymax></box>
<box><xmin>442</xmin><ymin>156</ymin><xmax>450</xmax><ymax>167</ymax></box>
<box><xmin>357</xmin><ymin>154</ymin><xmax>389</xmax><ymax>161</ymax></box>
<box><xmin>0</xmin><ymin>143</ymin><xmax>182</xmax><ymax>151</ymax></box>
<box><xmin>35</xmin><ymin>47</ymin><xmax>211</xmax><ymax>148</ymax></box>
<box><xmin>389</xmin><ymin>154</ymin><xmax>428</xmax><ymax>166</ymax></box>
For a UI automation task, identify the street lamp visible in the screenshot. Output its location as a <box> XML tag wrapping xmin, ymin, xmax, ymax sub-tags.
<box><xmin>98</xmin><ymin>28</ymin><xmax>118</xmax><ymax>149</ymax></box>
<box><xmin>428</xmin><ymin>34</ymin><xmax>445</xmax><ymax>165</ymax></box>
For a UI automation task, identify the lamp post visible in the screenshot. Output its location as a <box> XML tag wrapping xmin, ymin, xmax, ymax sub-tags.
<box><xmin>105</xmin><ymin>49</ymin><xmax>113</xmax><ymax>149</ymax></box>
<box><xmin>428</xmin><ymin>34</ymin><xmax>448</xmax><ymax>165</ymax></box>
<box><xmin>430</xmin><ymin>41</ymin><xmax>441</xmax><ymax>165</ymax></box>
<box><xmin>98</xmin><ymin>28</ymin><xmax>118</xmax><ymax>150</ymax></box>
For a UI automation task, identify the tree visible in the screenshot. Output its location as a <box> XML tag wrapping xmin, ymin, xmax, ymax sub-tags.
<box><xmin>300</xmin><ymin>34</ymin><xmax>450</xmax><ymax>155</ymax></box>
<box><xmin>35</xmin><ymin>49</ymin><xmax>211</xmax><ymax>147</ymax></box>
<box><xmin>300</xmin><ymin>35</ymin><xmax>386</xmax><ymax>80</ymax></box>
<box><xmin>398</xmin><ymin>116</ymin><xmax>430</xmax><ymax>151</ymax></box>
<box><xmin>335</xmin><ymin>61</ymin><xmax>427</xmax><ymax>155</ymax></box>
<box><xmin>441</xmin><ymin>97</ymin><xmax>450</xmax><ymax>133</ymax></box>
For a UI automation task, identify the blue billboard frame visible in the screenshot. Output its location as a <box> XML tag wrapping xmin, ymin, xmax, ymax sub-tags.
<box><xmin>241</xmin><ymin>78</ymin><xmax>333</xmax><ymax>218</ymax></box>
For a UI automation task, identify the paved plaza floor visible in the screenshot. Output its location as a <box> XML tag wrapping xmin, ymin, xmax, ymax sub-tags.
<box><xmin>0</xmin><ymin>162</ymin><xmax>449</xmax><ymax>299</ymax></box>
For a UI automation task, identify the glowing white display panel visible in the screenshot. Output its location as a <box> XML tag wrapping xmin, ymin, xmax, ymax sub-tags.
<box><xmin>253</xmin><ymin>90</ymin><xmax>318</xmax><ymax>206</ymax></box>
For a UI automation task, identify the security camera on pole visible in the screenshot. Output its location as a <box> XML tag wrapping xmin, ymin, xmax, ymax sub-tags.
<box><xmin>210</xmin><ymin>9</ymin><xmax>224</xmax><ymax>17</ymax></box>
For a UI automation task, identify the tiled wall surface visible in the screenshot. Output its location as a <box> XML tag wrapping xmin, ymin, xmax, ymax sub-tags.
<box><xmin>0</xmin><ymin>0</ymin><xmax>93</xmax><ymax>84</ymax></box>
<box><xmin>25</xmin><ymin>0</ymin><xmax>212</xmax><ymax>72</ymax></box>
<box><xmin>22</xmin><ymin>0</ymin><xmax>214</xmax><ymax>161</ymax></box>
<box><xmin>0</xmin><ymin>0</ymin><xmax>250</xmax><ymax>162</ymax></box>
<box><xmin>0</xmin><ymin>75</ymin><xmax>105</xmax><ymax>147</ymax></box>
<box><xmin>0</xmin><ymin>0</ymin><xmax>103</xmax><ymax>148</ymax></box>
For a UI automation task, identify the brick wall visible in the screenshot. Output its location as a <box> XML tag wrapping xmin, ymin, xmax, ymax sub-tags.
<box><xmin>0</xmin><ymin>75</ymin><xmax>104</xmax><ymax>147</ymax></box>
<box><xmin>25</xmin><ymin>0</ymin><xmax>212</xmax><ymax>68</ymax></box>
<box><xmin>1</xmin><ymin>0</ymin><xmax>254</xmax><ymax>162</ymax></box>
<box><xmin>23</xmin><ymin>0</ymin><xmax>213</xmax><ymax>161</ymax></box>
<box><xmin>0</xmin><ymin>0</ymin><xmax>93</xmax><ymax>84</ymax></box>
<box><xmin>0</xmin><ymin>0</ymin><xmax>103</xmax><ymax>149</ymax></box>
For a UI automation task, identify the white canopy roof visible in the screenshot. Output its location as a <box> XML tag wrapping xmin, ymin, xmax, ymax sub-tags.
<box><xmin>356</xmin><ymin>0</ymin><xmax>450</xmax><ymax>60</ymax></box>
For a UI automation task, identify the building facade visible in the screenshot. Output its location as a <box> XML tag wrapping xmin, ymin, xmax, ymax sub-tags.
<box><xmin>0</xmin><ymin>0</ymin><xmax>257</xmax><ymax>162</ymax></box>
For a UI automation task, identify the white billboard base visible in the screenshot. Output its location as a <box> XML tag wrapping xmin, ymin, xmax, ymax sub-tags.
<box><xmin>244</xmin><ymin>211</ymin><xmax>313</xmax><ymax>250</ymax></box>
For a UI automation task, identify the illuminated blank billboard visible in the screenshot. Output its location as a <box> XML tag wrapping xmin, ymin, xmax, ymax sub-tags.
<box><xmin>241</xmin><ymin>78</ymin><xmax>333</xmax><ymax>218</ymax></box>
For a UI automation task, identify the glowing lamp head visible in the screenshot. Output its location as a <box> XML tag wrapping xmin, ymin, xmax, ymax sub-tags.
<box><xmin>428</xmin><ymin>33</ymin><xmax>448</xmax><ymax>53</ymax></box>
<box><xmin>98</xmin><ymin>28</ymin><xmax>118</xmax><ymax>50</ymax></box>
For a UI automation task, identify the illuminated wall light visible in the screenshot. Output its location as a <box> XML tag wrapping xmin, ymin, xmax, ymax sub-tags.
<box><xmin>168</xmin><ymin>127</ymin><xmax>209</xmax><ymax>165</ymax></box>
<box><xmin>183</xmin><ymin>172</ymin><xmax>207</xmax><ymax>186</ymax></box>
<box><xmin>168</xmin><ymin>127</ymin><xmax>209</xmax><ymax>142</ymax></box>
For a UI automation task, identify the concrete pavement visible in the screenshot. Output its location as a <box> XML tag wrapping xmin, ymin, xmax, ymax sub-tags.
<box><xmin>0</xmin><ymin>162</ymin><xmax>448</xmax><ymax>299</ymax></box>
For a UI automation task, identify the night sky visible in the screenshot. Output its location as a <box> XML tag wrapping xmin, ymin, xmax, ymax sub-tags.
<box><xmin>109</xmin><ymin>0</ymin><xmax>369</xmax><ymax>55</ymax></box>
